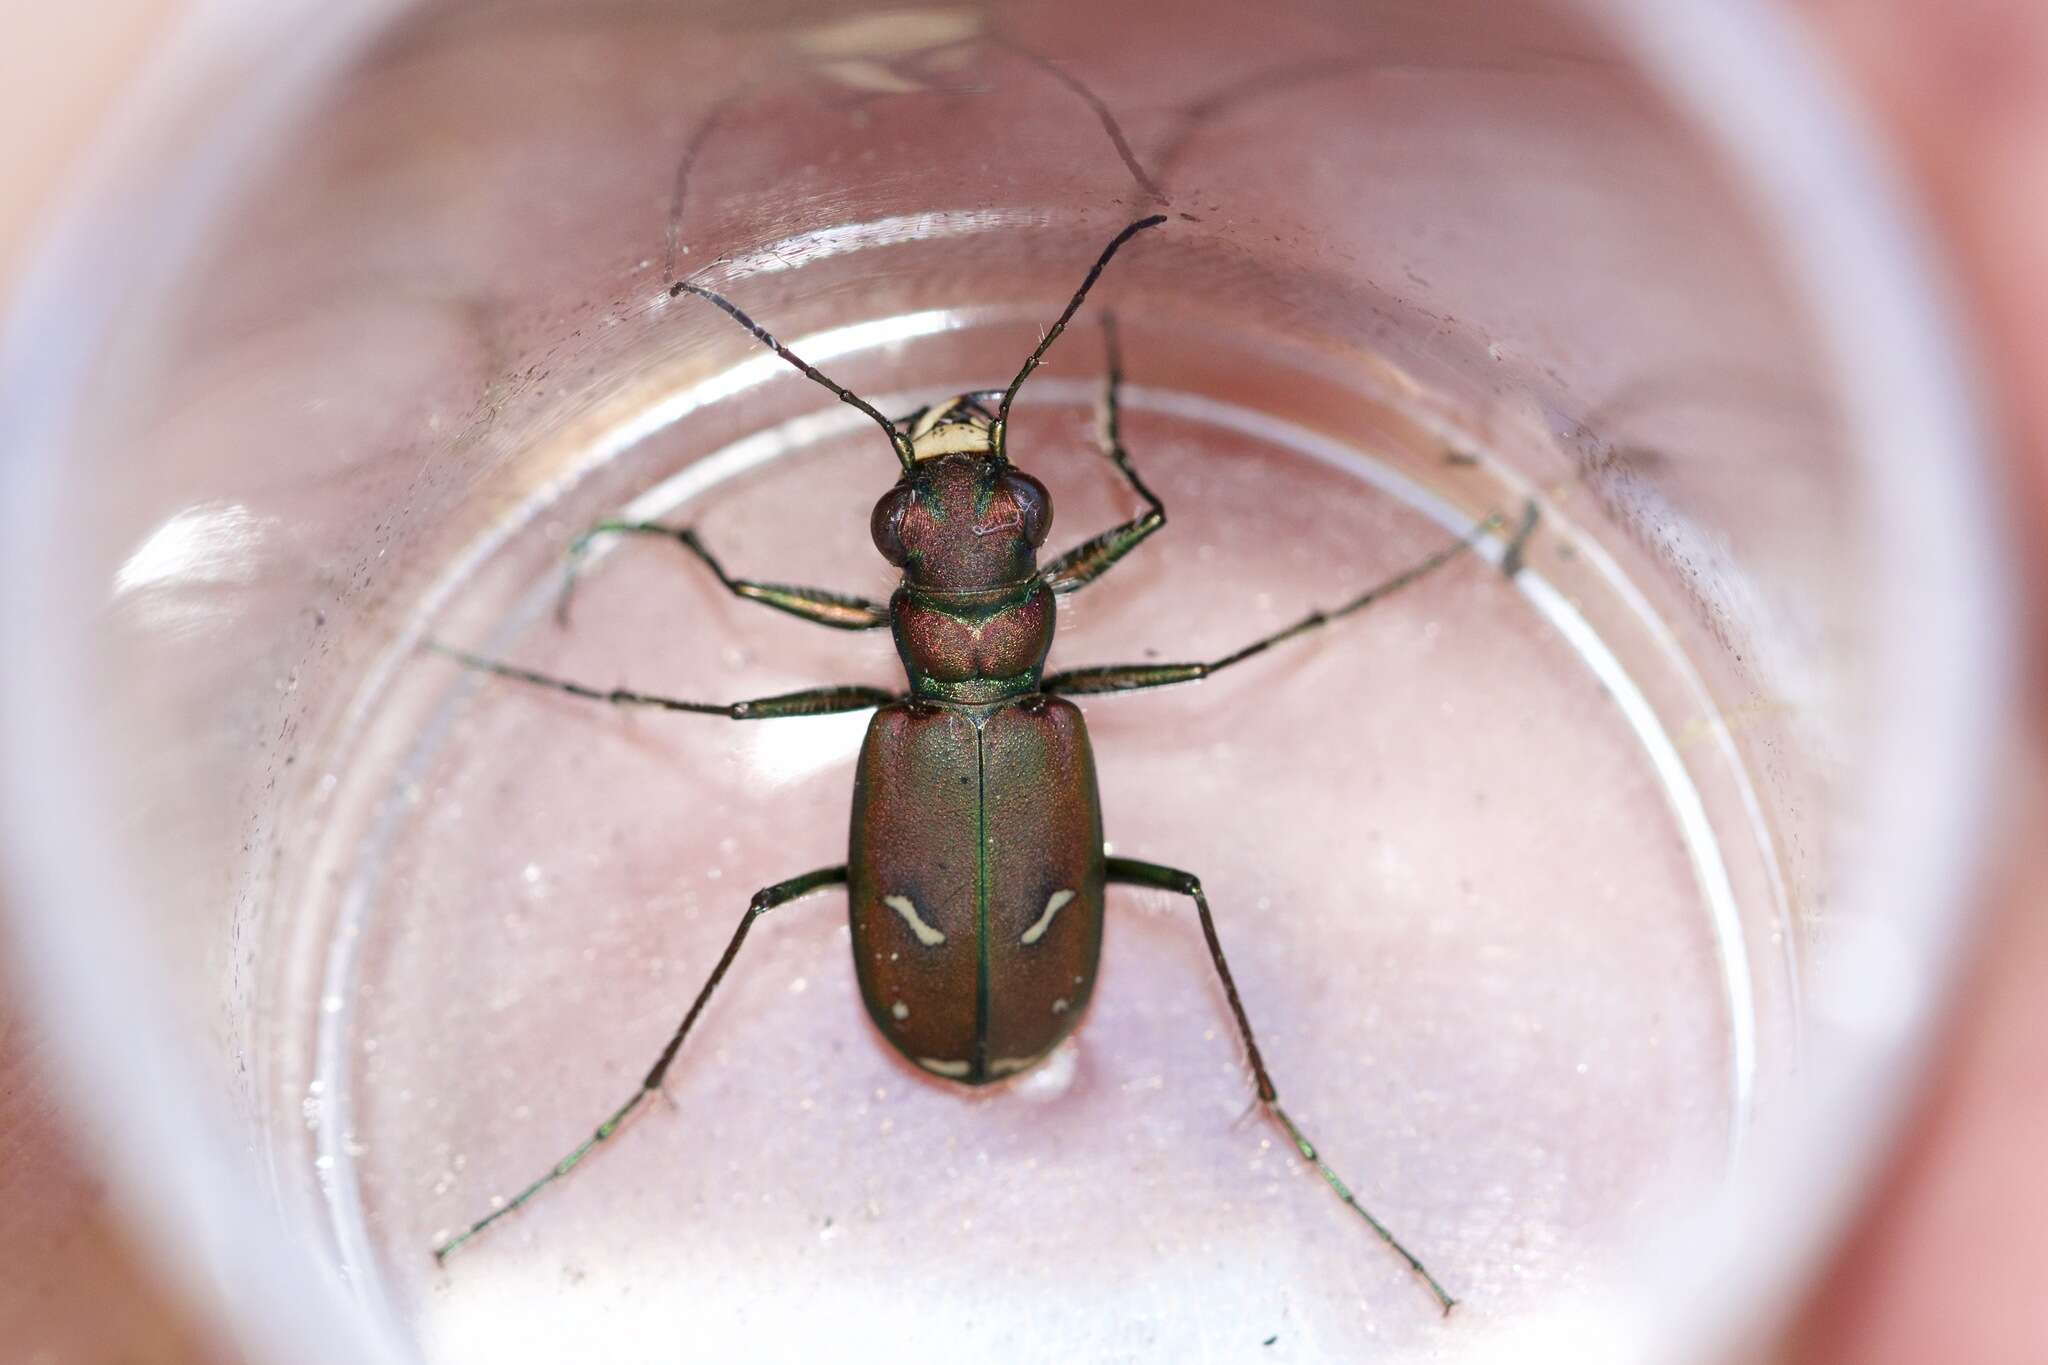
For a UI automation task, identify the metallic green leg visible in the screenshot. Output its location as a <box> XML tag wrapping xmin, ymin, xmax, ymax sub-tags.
<box><xmin>1038</xmin><ymin>314</ymin><xmax>1168</xmax><ymax>595</ymax></box>
<box><xmin>1106</xmin><ymin>856</ymin><xmax>1456</xmax><ymax>1314</ymax></box>
<box><xmin>556</xmin><ymin>520</ymin><xmax>891</xmax><ymax>630</ymax></box>
<box><xmin>434</xmin><ymin>865</ymin><xmax>847</xmax><ymax>1264</ymax></box>
<box><xmin>427</xmin><ymin>642</ymin><xmax>894</xmax><ymax>720</ymax></box>
<box><xmin>1045</xmin><ymin>508</ymin><xmax>1517</xmax><ymax>697</ymax></box>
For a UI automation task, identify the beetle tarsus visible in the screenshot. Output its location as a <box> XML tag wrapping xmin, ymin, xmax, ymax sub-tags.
<box><xmin>433</xmin><ymin>868</ymin><xmax>846</xmax><ymax>1262</ymax></box>
<box><xmin>1107</xmin><ymin>856</ymin><xmax>1457</xmax><ymax>1314</ymax></box>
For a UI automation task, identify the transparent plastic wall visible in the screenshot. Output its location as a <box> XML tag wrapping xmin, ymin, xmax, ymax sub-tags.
<box><xmin>0</xmin><ymin>2</ymin><xmax>2005</xmax><ymax>1363</ymax></box>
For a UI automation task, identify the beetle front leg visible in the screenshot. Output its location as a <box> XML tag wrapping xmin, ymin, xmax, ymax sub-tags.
<box><xmin>1038</xmin><ymin>315</ymin><xmax>1168</xmax><ymax>596</ymax></box>
<box><xmin>556</xmin><ymin>520</ymin><xmax>891</xmax><ymax>630</ymax></box>
<box><xmin>1105</xmin><ymin>856</ymin><xmax>1456</xmax><ymax>1314</ymax></box>
<box><xmin>433</xmin><ymin>864</ymin><xmax>847</xmax><ymax>1263</ymax></box>
<box><xmin>428</xmin><ymin>642</ymin><xmax>894</xmax><ymax>719</ymax></box>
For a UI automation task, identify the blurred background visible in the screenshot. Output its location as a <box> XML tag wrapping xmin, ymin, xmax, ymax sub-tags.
<box><xmin>1</xmin><ymin>1</ymin><xmax>2041</xmax><ymax>1361</ymax></box>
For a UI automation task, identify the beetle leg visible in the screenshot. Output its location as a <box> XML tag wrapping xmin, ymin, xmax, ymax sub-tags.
<box><xmin>1105</xmin><ymin>856</ymin><xmax>1456</xmax><ymax>1314</ymax></box>
<box><xmin>1044</xmin><ymin>504</ymin><xmax>1529</xmax><ymax>697</ymax></box>
<box><xmin>1038</xmin><ymin>314</ymin><xmax>1169</xmax><ymax>596</ymax></box>
<box><xmin>433</xmin><ymin>865</ymin><xmax>847</xmax><ymax>1263</ymax></box>
<box><xmin>427</xmin><ymin>641</ymin><xmax>895</xmax><ymax>719</ymax></box>
<box><xmin>555</xmin><ymin>519</ymin><xmax>891</xmax><ymax>630</ymax></box>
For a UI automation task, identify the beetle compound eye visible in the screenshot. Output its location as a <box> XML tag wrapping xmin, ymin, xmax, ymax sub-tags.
<box><xmin>1000</xmin><ymin>469</ymin><xmax>1053</xmax><ymax>547</ymax></box>
<box><xmin>871</xmin><ymin>484</ymin><xmax>915</xmax><ymax>565</ymax></box>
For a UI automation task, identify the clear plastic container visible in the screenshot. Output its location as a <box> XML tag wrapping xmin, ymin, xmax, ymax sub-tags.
<box><xmin>0</xmin><ymin>2</ymin><xmax>2009</xmax><ymax>1363</ymax></box>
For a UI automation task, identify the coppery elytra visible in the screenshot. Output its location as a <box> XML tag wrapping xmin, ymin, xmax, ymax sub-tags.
<box><xmin>428</xmin><ymin>214</ymin><xmax>1523</xmax><ymax>1315</ymax></box>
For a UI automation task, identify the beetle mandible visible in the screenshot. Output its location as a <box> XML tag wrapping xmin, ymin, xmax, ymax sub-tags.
<box><xmin>431</xmin><ymin>214</ymin><xmax>1507</xmax><ymax>1313</ymax></box>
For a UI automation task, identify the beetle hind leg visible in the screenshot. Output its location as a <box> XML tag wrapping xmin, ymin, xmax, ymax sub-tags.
<box><xmin>1105</xmin><ymin>855</ymin><xmax>1457</xmax><ymax>1314</ymax></box>
<box><xmin>431</xmin><ymin>865</ymin><xmax>847</xmax><ymax>1264</ymax></box>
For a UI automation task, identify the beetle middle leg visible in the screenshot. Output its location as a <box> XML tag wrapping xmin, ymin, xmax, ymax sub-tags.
<box><xmin>427</xmin><ymin>642</ymin><xmax>895</xmax><ymax>720</ymax></box>
<box><xmin>1105</xmin><ymin>856</ymin><xmax>1456</xmax><ymax>1314</ymax></box>
<box><xmin>433</xmin><ymin>864</ymin><xmax>847</xmax><ymax>1262</ymax></box>
<box><xmin>554</xmin><ymin>520</ymin><xmax>891</xmax><ymax>630</ymax></box>
<box><xmin>1044</xmin><ymin>508</ymin><xmax>1515</xmax><ymax>698</ymax></box>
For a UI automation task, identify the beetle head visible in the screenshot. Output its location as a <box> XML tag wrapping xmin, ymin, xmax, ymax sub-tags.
<box><xmin>871</xmin><ymin>448</ymin><xmax>1052</xmax><ymax>593</ymax></box>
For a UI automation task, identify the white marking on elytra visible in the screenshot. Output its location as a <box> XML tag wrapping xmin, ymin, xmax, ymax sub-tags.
<box><xmin>1019</xmin><ymin>888</ymin><xmax>1076</xmax><ymax>946</ymax></box>
<box><xmin>988</xmin><ymin>1056</ymin><xmax>1039</xmax><ymax>1078</ymax></box>
<box><xmin>1051</xmin><ymin>997</ymin><xmax>1070</xmax><ymax>1014</ymax></box>
<box><xmin>917</xmin><ymin>1057</ymin><xmax>971</xmax><ymax>1077</ymax></box>
<box><xmin>884</xmin><ymin>894</ymin><xmax>946</xmax><ymax>946</ymax></box>
<box><xmin>891</xmin><ymin>1001</ymin><xmax>910</xmax><ymax>1021</ymax></box>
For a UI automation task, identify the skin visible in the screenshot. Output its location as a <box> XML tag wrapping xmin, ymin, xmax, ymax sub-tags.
<box><xmin>0</xmin><ymin>1</ymin><xmax>2045</xmax><ymax>1358</ymax></box>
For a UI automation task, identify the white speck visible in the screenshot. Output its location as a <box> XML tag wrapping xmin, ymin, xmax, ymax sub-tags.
<box><xmin>891</xmin><ymin>1001</ymin><xmax>910</xmax><ymax>1020</ymax></box>
<box><xmin>1051</xmin><ymin>997</ymin><xmax>1069</xmax><ymax>1014</ymax></box>
<box><xmin>790</xmin><ymin>976</ymin><xmax>809</xmax><ymax>994</ymax></box>
<box><xmin>321</xmin><ymin>994</ymin><xmax>343</xmax><ymax>1014</ymax></box>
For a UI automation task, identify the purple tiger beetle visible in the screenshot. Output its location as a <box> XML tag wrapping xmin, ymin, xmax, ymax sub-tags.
<box><xmin>431</xmin><ymin>213</ymin><xmax>1526</xmax><ymax>1314</ymax></box>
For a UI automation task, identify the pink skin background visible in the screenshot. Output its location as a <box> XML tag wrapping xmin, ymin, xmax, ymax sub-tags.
<box><xmin>1</xmin><ymin>1</ymin><xmax>2045</xmax><ymax>1361</ymax></box>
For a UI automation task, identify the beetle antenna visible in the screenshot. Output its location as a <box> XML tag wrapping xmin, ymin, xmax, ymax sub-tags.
<box><xmin>995</xmin><ymin>214</ymin><xmax>1167</xmax><ymax>459</ymax></box>
<box><xmin>672</xmin><ymin>280</ymin><xmax>916</xmax><ymax>472</ymax></box>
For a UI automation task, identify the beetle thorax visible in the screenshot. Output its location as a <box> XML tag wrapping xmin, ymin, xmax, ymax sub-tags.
<box><xmin>872</xmin><ymin>453</ymin><xmax>1057</xmax><ymax>702</ymax></box>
